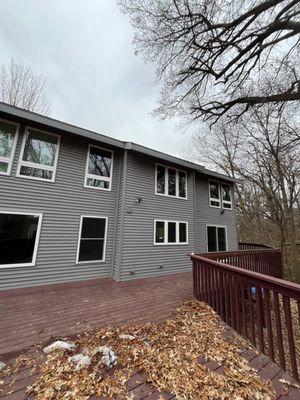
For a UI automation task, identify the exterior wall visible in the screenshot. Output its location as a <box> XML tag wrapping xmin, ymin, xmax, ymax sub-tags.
<box><xmin>119</xmin><ymin>151</ymin><xmax>195</xmax><ymax>280</ymax></box>
<box><xmin>194</xmin><ymin>172</ymin><xmax>238</xmax><ymax>253</ymax></box>
<box><xmin>0</xmin><ymin>121</ymin><xmax>121</xmax><ymax>290</ymax></box>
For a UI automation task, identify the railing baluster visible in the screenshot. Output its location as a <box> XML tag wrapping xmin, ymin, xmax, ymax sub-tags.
<box><xmin>264</xmin><ymin>289</ymin><xmax>275</xmax><ymax>361</ymax></box>
<box><xmin>255</xmin><ymin>286</ymin><xmax>265</xmax><ymax>353</ymax></box>
<box><xmin>241</xmin><ymin>280</ymin><xmax>248</xmax><ymax>338</ymax></box>
<box><xmin>273</xmin><ymin>292</ymin><xmax>286</xmax><ymax>370</ymax></box>
<box><xmin>224</xmin><ymin>273</ymin><xmax>229</xmax><ymax>324</ymax></box>
<box><xmin>235</xmin><ymin>278</ymin><xmax>241</xmax><ymax>334</ymax></box>
<box><xmin>283</xmin><ymin>296</ymin><xmax>299</xmax><ymax>380</ymax></box>
<box><xmin>248</xmin><ymin>284</ymin><xmax>256</xmax><ymax>346</ymax></box>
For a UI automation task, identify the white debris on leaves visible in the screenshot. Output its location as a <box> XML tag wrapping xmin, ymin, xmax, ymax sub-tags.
<box><xmin>43</xmin><ymin>340</ymin><xmax>76</xmax><ymax>354</ymax></box>
<box><xmin>0</xmin><ymin>361</ymin><xmax>6</xmax><ymax>370</ymax></box>
<box><xmin>90</xmin><ymin>346</ymin><xmax>117</xmax><ymax>368</ymax></box>
<box><xmin>68</xmin><ymin>354</ymin><xmax>91</xmax><ymax>370</ymax></box>
<box><xmin>119</xmin><ymin>334</ymin><xmax>135</xmax><ymax>341</ymax></box>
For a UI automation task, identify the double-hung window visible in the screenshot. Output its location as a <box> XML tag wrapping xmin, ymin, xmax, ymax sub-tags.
<box><xmin>221</xmin><ymin>183</ymin><xmax>232</xmax><ymax>209</ymax></box>
<box><xmin>155</xmin><ymin>164</ymin><xmax>187</xmax><ymax>199</ymax></box>
<box><xmin>0</xmin><ymin>119</ymin><xmax>19</xmax><ymax>175</ymax></box>
<box><xmin>209</xmin><ymin>180</ymin><xmax>220</xmax><ymax>207</ymax></box>
<box><xmin>0</xmin><ymin>211</ymin><xmax>42</xmax><ymax>267</ymax></box>
<box><xmin>207</xmin><ymin>226</ymin><xmax>227</xmax><ymax>252</ymax></box>
<box><xmin>76</xmin><ymin>216</ymin><xmax>107</xmax><ymax>263</ymax></box>
<box><xmin>154</xmin><ymin>220</ymin><xmax>188</xmax><ymax>245</ymax></box>
<box><xmin>17</xmin><ymin>128</ymin><xmax>60</xmax><ymax>182</ymax></box>
<box><xmin>85</xmin><ymin>145</ymin><xmax>113</xmax><ymax>190</ymax></box>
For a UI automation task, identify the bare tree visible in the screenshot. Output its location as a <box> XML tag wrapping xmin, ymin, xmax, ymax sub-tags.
<box><xmin>190</xmin><ymin>103</ymin><xmax>300</xmax><ymax>278</ymax></box>
<box><xmin>0</xmin><ymin>59</ymin><xmax>50</xmax><ymax>114</ymax></box>
<box><xmin>120</xmin><ymin>0</ymin><xmax>300</xmax><ymax>123</ymax></box>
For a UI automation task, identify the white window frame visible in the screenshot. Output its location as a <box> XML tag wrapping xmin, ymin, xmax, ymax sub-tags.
<box><xmin>0</xmin><ymin>118</ymin><xmax>19</xmax><ymax>176</ymax></box>
<box><xmin>221</xmin><ymin>183</ymin><xmax>232</xmax><ymax>210</ymax></box>
<box><xmin>153</xmin><ymin>219</ymin><xmax>188</xmax><ymax>245</ymax></box>
<box><xmin>76</xmin><ymin>215</ymin><xmax>108</xmax><ymax>264</ymax></box>
<box><xmin>84</xmin><ymin>144</ymin><xmax>114</xmax><ymax>191</ymax></box>
<box><xmin>206</xmin><ymin>225</ymin><xmax>228</xmax><ymax>252</ymax></box>
<box><xmin>155</xmin><ymin>163</ymin><xmax>187</xmax><ymax>200</ymax></box>
<box><xmin>16</xmin><ymin>126</ymin><xmax>61</xmax><ymax>183</ymax></box>
<box><xmin>209</xmin><ymin>179</ymin><xmax>221</xmax><ymax>208</ymax></box>
<box><xmin>0</xmin><ymin>210</ymin><xmax>43</xmax><ymax>269</ymax></box>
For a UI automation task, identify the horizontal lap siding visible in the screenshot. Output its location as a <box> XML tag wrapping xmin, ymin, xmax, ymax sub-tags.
<box><xmin>194</xmin><ymin>173</ymin><xmax>238</xmax><ymax>252</ymax></box>
<box><xmin>120</xmin><ymin>151</ymin><xmax>195</xmax><ymax>280</ymax></box>
<box><xmin>0</xmin><ymin>124</ymin><xmax>121</xmax><ymax>290</ymax></box>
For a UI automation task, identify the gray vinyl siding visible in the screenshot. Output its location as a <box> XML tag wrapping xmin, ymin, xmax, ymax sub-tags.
<box><xmin>119</xmin><ymin>151</ymin><xmax>195</xmax><ymax>280</ymax></box>
<box><xmin>0</xmin><ymin>123</ymin><xmax>121</xmax><ymax>290</ymax></box>
<box><xmin>194</xmin><ymin>173</ymin><xmax>238</xmax><ymax>252</ymax></box>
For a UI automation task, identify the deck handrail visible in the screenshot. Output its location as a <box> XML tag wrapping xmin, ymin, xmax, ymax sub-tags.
<box><xmin>238</xmin><ymin>242</ymin><xmax>274</xmax><ymax>250</ymax></box>
<box><xmin>191</xmin><ymin>253</ymin><xmax>300</xmax><ymax>381</ymax></box>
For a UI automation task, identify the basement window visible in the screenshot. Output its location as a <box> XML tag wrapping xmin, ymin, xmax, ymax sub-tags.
<box><xmin>155</xmin><ymin>164</ymin><xmax>187</xmax><ymax>199</ymax></box>
<box><xmin>17</xmin><ymin>128</ymin><xmax>60</xmax><ymax>182</ymax></box>
<box><xmin>0</xmin><ymin>119</ymin><xmax>19</xmax><ymax>175</ymax></box>
<box><xmin>0</xmin><ymin>212</ymin><xmax>43</xmax><ymax>268</ymax></box>
<box><xmin>207</xmin><ymin>226</ymin><xmax>227</xmax><ymax>252</ymax></box>
<box><xmin>154</xmin><ymin>220</ymin><xmax>188</xmax><ymax>245</ymax></box>
<box><xmin>76</xmin><ymin>216</ymin><xmax>107</xmax><ymax>263</ymax></box>
<box><xmin>85</xmin><ymin>145</ymin><xmax>113</xmax><ymax>190</ymax></box>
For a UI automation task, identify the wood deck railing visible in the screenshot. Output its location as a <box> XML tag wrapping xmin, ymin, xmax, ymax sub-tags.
<box><xmin>191</xmin><ymin>252</ymin><xmax>300</xmax><ymax>381</ymax></box>
<box><xmin>197</xmin><ymin>249</ymin><xmax>283</xmax><ymax>278</ymax></box>
<box><xmin>238</xmin><ymin>242</ymin><xmax>274</xmax><ymax>250</ymax></box>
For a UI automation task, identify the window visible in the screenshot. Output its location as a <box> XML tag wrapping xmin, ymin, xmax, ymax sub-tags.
<box><xmin>209</xmin><ymin>180</ymin><xmax>220</xmax><ymax>207</ymax></box>
<box><xmin>0</xmin><ymin>212</ymin><xmax>42</xmax><ymax>267</ymax></box>
<box><xmin>221</xmin><ymin>183</ymin><xmax>232</xmax><ymax>209</ymax></box>
<box><xmin>155</xmin><ymin>164</ymin><xmax>187</xmax><ymax>199</ymax></box>
<box><xmin>207</xmin><ymin>226</ymin><xmax>227</xmax><ymax>252</ymax></box>
<box><xmin>154</xmin><ymin>220</ymin><xmax>188</xmax><ymax>245</ymax></box>
<box><xmin>85</xmin><ymin>145</ymin><xmax>113</xmax><ymax>190</ymax></box>
<box><xmin>76</xmin><ymin>216</ymin><xmax>107</xmax><ymax>263</ymax></box>
<box><xmin>17</xmin><ymin>128</ymin><xmax>60</xmax><ymax>182</ymax></box>
<box><xmin>0</xmin><ymin>119</ymin><xmax>19</xmax><ymax>175</ymax></box>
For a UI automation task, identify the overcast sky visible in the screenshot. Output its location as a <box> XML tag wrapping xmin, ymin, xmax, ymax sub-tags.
<box><xmin>0</xmin><ymin>0</ymin><xmax>196</xmax><ymax>158</ymax></box>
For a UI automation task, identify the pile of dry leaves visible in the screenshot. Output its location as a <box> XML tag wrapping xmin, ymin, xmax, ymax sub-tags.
<box><xmin>26</xmin><ymin>300</ymin><xmax>275</xmax><ymax>399</ymax></box>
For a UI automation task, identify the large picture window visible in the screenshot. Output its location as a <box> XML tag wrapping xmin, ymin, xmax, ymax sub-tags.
<box><xmin>0</xmin><ymin>119</ymin><xmax>19</xmax><ymax>176</ymax></box>
<box><xmin>0</xmin><ymin>212</ymin><xmax>42</xmax><ymax>267</ymax></box>
<box><xmin>154</xmin><ymin>220</ymin><xmax>188</xmax><ymax>245</ymax></box>
<box><xmin>76</xmin><ymin>216</ymin><xmax>107</xmax><ymax>263</ymax></box>
<box><xmin>85</xmin><ymin>145</ymin><xmax>113</xmax><ymax>190</ymax></box>
<box><xmin>207</xmin><ymin>226</ymin><xmax>227</xmax><ymax>252</ymax></box>
<box><xmin>17</xmin><ymin>128</ymin><xmax>60</xmax><ymax>182</ymax></box>
<box><xmin>155</xmin><ymin>164</ymin><xmax>187</xmax><ymax>199</ymax></box>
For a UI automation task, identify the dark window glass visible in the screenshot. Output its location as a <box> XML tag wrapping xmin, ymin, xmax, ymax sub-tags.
<box><xmin>155</xmin><ymin>221</ymin><xmax>165</xmax><ymax>243</ymax></box>
<box><xmin>0</xmin><ymin>214</ymin><xmax>39</xmax><ymax>265</ymax></box>
<box><xmin>168</xmin><ymin>168</ymin><xmax>176</xmax><ymax>196</ymax></box>
<box><xmin>0</xmin><ymin>120</ymin><xmax>16</xmax><ymax>158</ymax></box>
<box><xmin>0</xmin><ymin>161</ymin><xmax>8</xmax><ymax>173</ymax></box>
<box><xmin>222</xmin><ymin>183</ymin><xmax>231</xmax><ymax>202</ymax></box>
<box><xmin>23</xmin><ymin>130</ymin><xmax>58</xmax><ymax>166</ymax></box>
<box><xmin>156</xmin><ymin>165</ymin><xmax>165</xmax><ymax>194</ymax></box>
<box><xmin>179</xmin><ymin>223</ymin><xmax>187</xmax><ymax>243</ymax></box>
<box><xmin>86</xmin><ymin>178</ymin><xmax>109</xmax><ymax>189</ymax></box>
<box><xmin>178</xmin><ymin>172</ymin><xmax>186</xmax><ymax>198</ymax></box>
<box><xmin>78</xmin><ymin>217</ymin><xmax>106</xmax><ymax>262</ymax></box>
<box><xmin>168</xmin><ymin>222</ymin><xmax>176</xmax><ymax>243</ymax></box>
<box><xmin>207</xmin><ymin>226</ymin><xmax>217</xmax><ymax>252</ymax></box>
<box><xmin>218</xmin><ymin>227</ymin><xmax>227</xmax><ymax>251</ymax></box>
<box><xmin>20</xmin><ymin>166</ymin><xmax>53</xmax><ymax>180</ymax></box>
<box><xmin>88</xmin><ymin>147</ymin><xmax>112</xmax><ymax>177</ymax></box>
<box><xmin>210</xmin><ymin>181</ymin><xmax>220</xmax><ymax>200</ymax></box>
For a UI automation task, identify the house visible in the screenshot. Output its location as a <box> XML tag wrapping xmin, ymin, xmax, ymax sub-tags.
<box><xmin>0</xmin><ymin>102</ymin><xmax>238</xmax><ymax>291</ymax></box>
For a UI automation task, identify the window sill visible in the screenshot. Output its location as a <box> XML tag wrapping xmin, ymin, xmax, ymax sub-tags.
<box><xmin>0</xmin><ymin>262</ymin><xmax>35</xmax><ymax>269</ymax></box>
<box><xmin>155</xmin><ymin>192</ymin><xmax>188</xmax><ymax>200</ymax></box>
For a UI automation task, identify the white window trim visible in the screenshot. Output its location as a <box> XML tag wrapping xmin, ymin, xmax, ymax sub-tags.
<box><xmin>76</xmin><ymin>215</ymin><xmax>108</xmax><ymax>264</ymax></box>
<box><xmin>221</xmin><ymin>183</ymin><xmax>233</xmax><ymax>210</ymax></box>
<box><xmin>0</xmin><ymin>210</ymin><xmax>43</xmax><ymax>269</ymax></box>
<box><xmin>153</xmin><ymin>219</ymin><xmax>188</xmax><ymax>245</ymax></box>
<box><xmin>155</xmin><ymin>163</ymin><xmax>188</xmax><ymax>200</ymax></box>
<box><xmin>84</xmin><ymin>144</ymin><xmax>114</xmax><ymax>191</ymax></box>
<box><xmin>16</xmin><ymin>126</ymin><xmax>61</xmax><ymax>183</ymax></box>
<box><xmin>0</xmin><ymin>118</ymin><xmax>19</xmax><ymax>176</ymax></box>
<box><xmin>206</xmin><ymin>224</ymin><xmax>228</xmax><ymax>252</ymax></box>
<box><xmin>209</xmin><ymin>179</ymin><xmax>221</xmax><ymax>208</ymax></box>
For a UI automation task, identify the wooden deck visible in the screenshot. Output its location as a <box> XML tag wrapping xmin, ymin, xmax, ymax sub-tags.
<box><xmin>0</xmin><ymin>273</ymin><xmax>300</xmax><ymax>399</ymax></box>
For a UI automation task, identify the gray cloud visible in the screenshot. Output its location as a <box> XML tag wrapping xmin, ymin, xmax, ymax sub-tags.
<box><xmin>0</xmin><ymin>0</ymin><xmax>195</xmax><ymax>157</ymax></box>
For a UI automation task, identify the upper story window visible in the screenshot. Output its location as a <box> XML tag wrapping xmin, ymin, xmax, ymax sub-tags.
<box><xmin>209</xmin><ymin>180</ymin><xmax>232</xmax><ymax>209</ymax></box>
<box><xmin>154</xmin><ymin>220</ymin><xmax>188</xmax><ymax>245</ymax></box>
<box><xmin>85</xmin><ymin>145</ymin><xmax>113</xmax><ymax>191</ymax></box>
<box><xmin>155</xmin><ymin>164</ymin><xmax>187</xmax><ymax>199</ymax></box>
<box><xmin>0</xmin><ymin>119</ymin><xmax>19</xmax><ymax>176</ymax></box>
<box><xmin>209</xmin><ymin>180</ymin><xmax>220</xmax><ymax>207</ymax></box>
<box><xmin>221</xmin><ymin>183</ymin><xmax>232</xmax><ymax>209</ymax></box>
<box><xmin>17</xmin><ymin>128</ymin><xmax>60</xmax><ymax>182</ymax></box>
